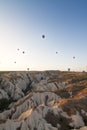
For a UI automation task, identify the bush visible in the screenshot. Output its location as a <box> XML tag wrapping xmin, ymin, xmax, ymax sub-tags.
<box><xmin>0</xmin><ymin>98</ymin><xmax>10</xmax><ymax>111</ymax></box>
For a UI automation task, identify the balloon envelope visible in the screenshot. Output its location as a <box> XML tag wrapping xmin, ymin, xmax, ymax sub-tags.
<box><xmin>42</xmin><ymin>35</ymin><xmax>45</xmax><ymax>38</ymax></box>
<box><xmin>22</xmin><ymin>51</ymin><xmax>25</xmax><ymax>54</ymax></box>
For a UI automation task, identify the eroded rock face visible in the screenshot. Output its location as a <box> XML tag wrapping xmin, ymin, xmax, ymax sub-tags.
<box><xmin>0</xmin><ymin>71</ymin><xmax>87</xmax><ymax>130</ymax></box>
<box><xmin>0</xmin><ymin>72</ymin><xmax>32</xmax><ymax>101</ymax></box>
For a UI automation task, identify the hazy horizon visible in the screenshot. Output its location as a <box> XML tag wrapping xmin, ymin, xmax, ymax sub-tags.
<box><xmin>0</xmin><ymin>0</ymin><xmax>87</xmax><ymax>71</ymax></box>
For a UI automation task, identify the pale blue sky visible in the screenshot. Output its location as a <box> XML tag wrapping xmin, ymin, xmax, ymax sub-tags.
<box><xmin>0</xmin><ymin>0</ymin><xmax>87</xmax><ymax>71</ymax></box>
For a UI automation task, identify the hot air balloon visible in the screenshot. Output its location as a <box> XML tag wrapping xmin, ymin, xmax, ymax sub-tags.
<box><xmin>42</xmin><ymin>35</ymin><xmax>45</xmax><ymax>39</ymax></box>
<box><xmin>68</xmin><ymin>68</ymin><xmax>70</xmax><ymax>71</ymax></box>
<box><xmin>22</xmin><ymin>51</ymin><xmax>25</xmax><ymax>54</ymax></box>
<box><xmin>73</xmin><ymin>56</ymin><xmax>75</xmax><ymax>59</ymax></box>
<box><xmin>27</xmin><ymin>68</ymin><xmax>29</xmax><ymax>71</ymax></box>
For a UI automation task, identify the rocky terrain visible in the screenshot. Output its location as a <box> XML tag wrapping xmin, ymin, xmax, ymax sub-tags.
<box><xmin>0</xmin><ymin>70</ymin><xmax>87</xmax><ymax>130</ymax></box>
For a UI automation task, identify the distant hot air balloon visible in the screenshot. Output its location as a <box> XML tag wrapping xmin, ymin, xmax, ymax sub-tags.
<box><xmin>68</xmin><ymin>68</ymin><xmax>70</xmax><ymax>71</ymax></box>
<box><xmin>17</xmin><ymin>48</ymin><xmax>19</xmax><ymax>51</ymax></box>
<box><xmin>27</xmin><ymin>68</ymin><xmax>29</xmax><ymax>71</ymax></box>
<box><xmin>56</xmin><ymin>52</ymin><xmax>58</xmax><ymax>54</ymax></box>
<box><xmin>22</xmin><ymin>51</ymin><xmax>25</xmax><ymax>54</ymax></box>
<box><xmin>73</xmin><ymin>56</ymin><xmax>75</xmax><ymax>59</ymax></box>
<box><xmin>14</xmin><ymin>61</ymin><xmax>16</xmax><ymax>64</ymax></box>
<box><xmin>42</xmin><ymin>35</ymin><xmax>45</xmax><ymax>39</ymax></box>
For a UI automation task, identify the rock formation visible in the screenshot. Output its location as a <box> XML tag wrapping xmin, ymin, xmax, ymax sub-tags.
<box><xmin>0</xmin><ymin>70</ymin><xmax>87</xmax><ymax>130</ymax></box>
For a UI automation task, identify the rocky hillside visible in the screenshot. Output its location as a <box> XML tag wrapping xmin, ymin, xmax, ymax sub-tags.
<box><xmin>0</xmin><ymin>70</ymin><xmax>87</xmax><ymax>130</ymax></box>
